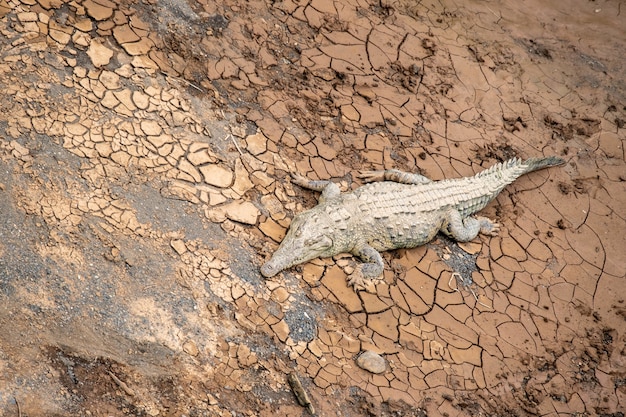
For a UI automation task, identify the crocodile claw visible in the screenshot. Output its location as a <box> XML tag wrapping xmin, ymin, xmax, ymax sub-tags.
<box><xmin>356</xmin><ymin>170</ymin><xmax>386</xmax><ymax>183</ymax></box>
<box><xmin>477</xmin><ymin>217</ymin><xmax>500</xmax><ymax>236</ymax></box>
<box><xmin>347</xmin><ymin>266</ymin><xmax>381</xmax><ymax>293</ymax></box>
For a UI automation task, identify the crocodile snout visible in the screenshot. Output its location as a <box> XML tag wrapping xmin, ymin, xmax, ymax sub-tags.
<box><xmin>260</xmin><ymin>260</ymin><xmax>281</xmax><ymax>277</ymax></box>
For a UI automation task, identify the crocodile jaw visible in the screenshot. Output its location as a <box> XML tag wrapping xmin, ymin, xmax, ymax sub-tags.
<box><xmin>260</xmin><ymin>209</ymin><xmax>338</xmax><ymax>277</ymax></box>
<box><xmin>260</xmin><ymin>233</ymin><xmax>334</xmax><ymax>277</ymax></box>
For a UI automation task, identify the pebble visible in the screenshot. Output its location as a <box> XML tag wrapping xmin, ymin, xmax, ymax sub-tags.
<box><xmin>355</xmin><ymin>350</ymin><xmax>387</xmax><ymax>374</ymax></box>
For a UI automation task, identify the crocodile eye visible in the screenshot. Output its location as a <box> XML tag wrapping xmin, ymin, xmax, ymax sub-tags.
<box><xmin>305</xmin><ymin>236</ymin><xmax>332</xmax><ymax>248</ymax></box>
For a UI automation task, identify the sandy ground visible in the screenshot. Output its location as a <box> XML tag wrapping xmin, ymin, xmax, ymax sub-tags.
<box><xmin>0</xmin><ymin>0</ymin><xmax>625</xmax><ymax>416</ymax></box>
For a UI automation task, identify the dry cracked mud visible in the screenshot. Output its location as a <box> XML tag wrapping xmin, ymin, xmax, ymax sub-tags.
<box><xmin>0</xmin><ymin>0</ymin><xmax>625</xmax><ymax>416</ymax></box>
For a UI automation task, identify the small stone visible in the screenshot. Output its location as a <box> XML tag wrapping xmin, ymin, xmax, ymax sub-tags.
<box><xmin>73</xmin><ymin>18</ymin><xmax>93</xmax><ymax>32</ymax></box>
<box><xmin>206</xmin><ymin>393</ymin><xmax>218</xmax><ymax>405</ymax></box>
<box><xmin>145</xmin><ymin>134</ymin><xmax>172</xmax><ymax>149</ymax></box>
<box><xmin>87</xmin><ymin>39</ymin><xmax>114</xmax><ymax>67</ymax></box>
<box><xmin>355</xmin><ymin>350</ymin><xmax>387</xmax><ymax>374</ymax></box>
<box><xmin>66</xmin><ymin>123</ymin><xmax>88</xmax><ymax>136</ymax></box>
<box><xmin>114</xmin><ymin>90</ymin><xmax>136</xmax><ymax>112</ymax></box>
<box><xmin>74</xmin><ymin>66</ymin><xmax>87</xmax><ymax>78</ymax></box>
<box><xmin>95</xmin><ymin>141</ymin><xmax>112</xmax><ymax>157</ymax></box>
<box><xmin>187</xmin><ymin>149</ymin><xmax>214</xmax><ymax>166</ymax></box>
<box><xmin>72</xmin><ymin>31</ymin><xmax>91</xmax><ymax>47</ymax></box>
<box><xmin>458</xmin><ymin>241</ymin><xmax>482</xmax><ymax>255</ymax></box>
<box><xmin>182</xmin><ymin>340</ymin><xmax>199</xmax><ymax>357</ymax></box>
<box><xmin>231</xmin><ymin>158</ymin><xmax>253</xmax><ymax>196</ymax></box>
<box><xmin>10</xmin><ymin>141</ymin><xmax>29</xmax><ymax>158</ymax></box>
<box><xmin>271</xmin><ymin>287</ymin><xmax>290</xmax><ymax>303</ymax></box>
<box><xmin>115</xmin><ymin>64</ymin><xmax>134</xmax><ymax>78</ymax></box>
<box><xmin>170</xmin><ymin>239</ymin><xmax>187</xmax><ymax>255</ymax></box>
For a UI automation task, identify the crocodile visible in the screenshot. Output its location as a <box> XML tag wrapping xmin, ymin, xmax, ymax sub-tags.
<box><xmin>261</xmin><ymin>156</ymin><xmax>564</xmax><ymax>288</ymax></box>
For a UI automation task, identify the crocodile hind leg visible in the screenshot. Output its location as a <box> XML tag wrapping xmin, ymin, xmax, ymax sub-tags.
<box><xmin>441</xmin><ymin>209</ymin><xmax>500</xmax><ymax>242</ymax></box>
<box><xmin>291</xmin><ymin>173</ymin><xmax>341</xmax><ymax>202</ymax></box>
<box><xmin>347</xmin><ymin>244</ymin><xmax>385</xmax><ymax>290</ymax></box>
<box><xmin>358</xmin><ymin>169</ymin><xmax>432</xmax><ymax>185</ymax></box>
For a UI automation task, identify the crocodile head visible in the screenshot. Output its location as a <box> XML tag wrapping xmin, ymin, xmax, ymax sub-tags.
<box><xmin>261</xmin><ymin>208</ymin><xmax>338</xmax><ymax>277</ymax></box>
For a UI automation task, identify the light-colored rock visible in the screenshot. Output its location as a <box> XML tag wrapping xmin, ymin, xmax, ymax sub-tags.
<box><xmin>100</xmin><ymin>90</ymin><xmax>119</xmax><ymax>109</ymax></box>
<box><xmin>170</xmin><ymin>239</ymin><xmax>187</xmax><ymax>255</ymax></box>
<box><xmin>182</xmin><ymin>340</ymin><xmax>199</xmax><ymax>357</ymax></box>
<box><xmin>355</xmin><ymin>350</ymin><xmax>387</xmax><ymax>374</ymax></box>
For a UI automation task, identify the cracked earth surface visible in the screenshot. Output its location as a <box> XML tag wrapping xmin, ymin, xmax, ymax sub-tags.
<box><xmin>0</xmin><ymin>0</ymin><xmax>625</xmax><ymax>415</ymax></box>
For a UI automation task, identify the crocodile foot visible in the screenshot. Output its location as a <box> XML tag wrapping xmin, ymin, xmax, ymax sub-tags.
<box><xmin>477</xmin><ymin>216</ymin><xmax>500</xmax><ymax>236</ymax></box>
<box><xmin>356</xmin><ymin>170</ymin><xmax>387</xmax><ymax>183</ymax></box>
<box><xmin>347</xmin><ymin>267</ymin><xmax>382</xmax><ymax>293</ymax></box>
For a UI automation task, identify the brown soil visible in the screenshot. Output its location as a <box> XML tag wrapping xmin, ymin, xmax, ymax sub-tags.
<box><xmin>0</xmin><ymin>0</ymin><xmax>624</xmax><ymax>416</ymax></box>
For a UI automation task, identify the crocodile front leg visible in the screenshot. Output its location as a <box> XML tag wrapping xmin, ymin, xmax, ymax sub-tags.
<box><xmin>347</xmin><ymin>244</ymin><xmax>385</xmax><ymax>290</ymax></box>
<box><xmin>358</xmin><ymin>169</ymin><xmax>431</xmax><ymax>185</ymax></box>
<box><xmin>291</xmin><ymin>174</ymin><xmax>340</xmax><ymax>202</ymax></box>
<box><xmin>441</xmin><ymin>209</ymin><xmax>500</xmax><ymax>242</ymax></box>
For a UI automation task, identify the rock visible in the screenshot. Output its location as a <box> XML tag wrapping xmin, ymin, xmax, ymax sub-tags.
<box><xmin>355</xmin><ymin>350</ymin><xmax>387</xmax><ymax>374</ymax></box>
<box><xmin>182</xmin><ymin>340</ymin><xmax>199</xmax><ymax>357</ymax></box>
<box><xmin>170</xmin><ymin>239</ymin><xmax>187</xmax><ymax>255</ymax></box>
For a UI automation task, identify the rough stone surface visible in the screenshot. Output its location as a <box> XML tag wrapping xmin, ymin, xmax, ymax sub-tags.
<box><xmin>355</xmin><ymin>350</ymin><xmax>387</xmax><ymax>374</ymax></box>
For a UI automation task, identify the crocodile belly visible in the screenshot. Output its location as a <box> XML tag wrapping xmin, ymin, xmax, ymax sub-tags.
<box><xmin>365</xmin><ymin>212</ymin><xmax>443</xmax><ymax>252</ymax></box>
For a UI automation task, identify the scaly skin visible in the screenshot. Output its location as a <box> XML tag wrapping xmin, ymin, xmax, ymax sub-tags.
<box><xmin>261</xmin><ymin>157</ymin><xmax>565</xmax><ymax>289</ymax></box>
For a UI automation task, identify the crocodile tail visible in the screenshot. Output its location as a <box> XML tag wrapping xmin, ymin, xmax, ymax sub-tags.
<box><xmin>521</xmin><ymin>156</ymin><xmax>566</xmax><ymax>174</ymax></box>
<box><xmin>476</xmin><ymin>156</ymin><xmax>564</xmax><ymax>181</ymax></box>
<box><xmin>454</xmin><ymin>156</ymin><xmax>564</xmax><ymax>218</ymax></box>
